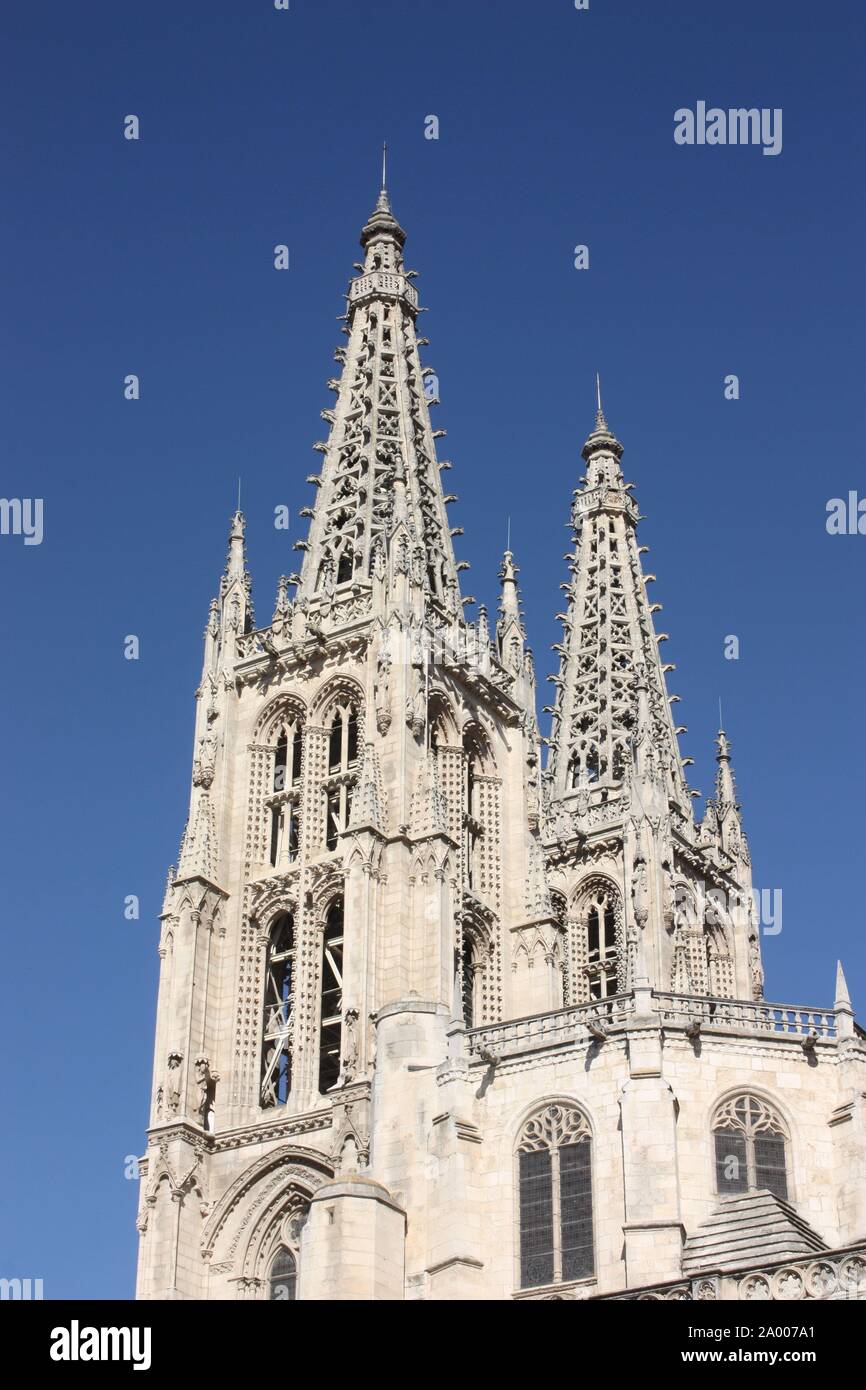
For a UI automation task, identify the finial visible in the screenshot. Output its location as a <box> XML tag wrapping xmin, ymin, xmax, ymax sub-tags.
<box><xmin>719</xmin><ymin>696</ymin><xmax>724</xmax><ymax>731</ymax></box>
<box><xmin>382</xmin><ymin>141</ymin><xmax>387</xmax><ymax>191</ymax></box>
<box><xmin>835</xmin><ymin>960</ymin><xmax>853</xmax><ymax>1012</ymax></box>
<box><xmin>506</xmin><ymin>514</ymin><xmax>511</xmax><ymax>553</ymax></box>
<box><xmin>594</xmin><ymin>372</ymin><xmax>607</xmax><ymax>431</ymax></box>
<box><xmin>237</xmin><ymin>476</ymin><xmax>242</xmax><ymax>513</ymax></box>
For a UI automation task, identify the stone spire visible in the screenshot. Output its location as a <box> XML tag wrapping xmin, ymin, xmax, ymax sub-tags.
<box><xmin>834</xmin><ymin>960</ymin><xmax>853</xmax><ymax>1012</ymax></box>
<box><xmin>219</xmin><ymin>510</ymin><xmax>254</xmax><ymax>642</ymax></box>
<box><xmin>497</xmin><ymin>546</ymin><xmax>537</xmax><ymax>719</ymax></box>
<box><xmin>295</xmin><ymin>178</ymin><xmax>462</xmax><ymax>620</ymax></box>
<box><xmin>711</xmin><ymin>726</ymin><xmax>751</xmax><ymax>865</ymax></box>
<box><xmin>410</xmin><ymin>749</ymin><xmax>449</xmax><ymax>840</ymax></box>
<box><xmin>715</xmin><ymin>728</ymin><xmax>737</xmax><ymax>809</ymax></box>
<box><xmin>348</xmin><ymin>741</ymin><xmax>386</xmax><ymax>835</ymax></box>
<box><xmin>545</xmin><ymin>398</ymin><xmax>692</xmax><ymax>819</ymax></box>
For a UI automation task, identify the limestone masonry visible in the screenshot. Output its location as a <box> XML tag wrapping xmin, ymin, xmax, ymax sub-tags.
<box><xmin>136</xmin><ymin>182</ymin><xmax>866</xmax><ymax>1302</ymax></box>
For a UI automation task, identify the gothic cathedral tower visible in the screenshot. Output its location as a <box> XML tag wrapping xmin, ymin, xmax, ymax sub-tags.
<box><xmin>136</xmin><ymin>183</ymin><xmax>866</xmax><ymax>1303</ymax></box>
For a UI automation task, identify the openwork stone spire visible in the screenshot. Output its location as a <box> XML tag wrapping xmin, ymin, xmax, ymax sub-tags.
<box><xmin>295</xmin><ymin>182</ymin><xmax>461</xmax><ymax>617</ymax></box>
<box><xmin>545</xmin><ymin>404</ymin><xmax>692</xmax><ymax>818</ymax></box>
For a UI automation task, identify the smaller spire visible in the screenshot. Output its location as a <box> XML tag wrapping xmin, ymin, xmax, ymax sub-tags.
<box><xmin>595</xmin><ymin>371</ymin><xmax>607</xmax><ymax>431</ymax></box>
<box><xmin>226</xmin><ymin>510</ymin><xmax>246</xmax><ymax>581</ymax></box>
<box><xmin>498</xmin><ymin>549</ymin><xmax>521</xmax><ymax>620</ymax></box>
<box><xmin>835</xmin><ymin>960</ymin><xmax>853</xmax><ymax>1013</ymax></box>
<box><xmin>581</xmin><ymin>379</ymin><xmax>623</xmax><ymax>461</ymax></box>
<box><xmin>410</xmin><ymin>750</ymin><xmax>448</xmax><ymax>840</ymax></box>
<box><xmin>360</xmin><ymin>143</ymin><xmax>405</xmax><ymax>248</ymax></box>
<box><xmin>715</xmin><ymin>727</ymin><xmax>737</xmax><ymax>806</ymax></box>
<box><xmin>348</xmin><ymin>742</ymin><xmax>385</xmax><ymax>834</ymax></box>
<box><xmin>272</xmin><ymin>574</ymin><xmax>290</xmax><ymax>623</ymax></box>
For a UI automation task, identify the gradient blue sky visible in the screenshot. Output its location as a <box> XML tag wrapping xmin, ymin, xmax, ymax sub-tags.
<box><xmin>1</xmin><ymin>0</ymin><xmax>863</xmax><ymax>1298</ymax></box>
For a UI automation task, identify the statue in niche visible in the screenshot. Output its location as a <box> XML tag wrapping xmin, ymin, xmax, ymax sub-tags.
<box><xmin>374</xmin><ymin>625</ymin><xmax>393</xmax><ymax>733</ymax></box>
<box><xmin>166</xmin><ymin>1051</ymin><xmax>183</xmax><ymax>1116</ymax></box>
<box><xmin>342</xmin><ymin>1008</ymin><xmax>359</xmax><ymax>1083</ymax></box>
<box><xmin>368</xmin><ymin>1012</ymin><xmax>378</xmax><ymax>1071</ymax></box>
<box><xmin>405</xmin><ymin>681</ymin><xmax>426</xmax><ymax>740</ymax></box>
<box><xmin>192</xmin><ymin>734</ymin><xmax>217</xmax><ymax>788</ymax></box>
<box><xmin>194</xmin><ymin>1055</ymin><xmax>216</xmax><ymax>1132</ymax></box>
<box><xmin>748</xmin><ymin>932</ymin><xmax>764</xmax><ymax>1000</ymax></box>
<box><xmin>626</xmin><ymin>921</ymin><xmax>640</xmax><ymax>989</ymax></box>
<box><xmin>631</xmin><ymin>855</ymin><xmax>649</xmax><ymax>928</ymax></box>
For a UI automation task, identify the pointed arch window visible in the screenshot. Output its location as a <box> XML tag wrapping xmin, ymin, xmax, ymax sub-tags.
<box><xmin>712</xmin><ymin>1095</ymin><xmax>788</xmax><ymax>1200</ymax></box>
<box><xmin>516</xmin><ymin>1104</ymin><xmax>594</xmax><ymax>1290</ymax></box>
<box><xmin>268</xmin><ymin>1248</ymin><xmax>297</xmax><ymax>1300</ymax></box>
<box><xmin>460</xmin><ymin>935</ymin><xmax>479</xmax><ymax>1028</ymax></box>
<box><xmin>260</xmin><ymin>913</ymin><xmax>296</xmax><ymax>1107</ymax></box>
<box><xmin>318</xmin><ymin>899</ymin><xmax>344</xmax><ymax>1092</ymax></box>
<box><xmin>462</xmin><ymin>727</ymin><xmax>492</xmax><ymax>893</ymax></box>
<box><xmin>575</xmin><ymin>881</ymin><xmax>622</xmax><ymax>1001</ymax></box>
<box><xmin>266</xmin><ymin>1198</ymin><xmax>309</xmax><ymax>1300</ymax></box>
<box><xmin>336</xmin><ymin>547</ymin><xmax>353</xmax><ymax>586</ymax></box>
<box><xmin>267</xmin><ymin>719</ymin><xmax>303</xmax><ymax>870</ymax></box>
<box><xmin>324</xmin><ymin>702</ymin><xmax>359</xmax><ymax>850</ymax></box>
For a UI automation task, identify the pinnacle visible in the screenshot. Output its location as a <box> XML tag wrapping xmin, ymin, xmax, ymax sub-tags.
<box><xmin>834</xmin><ymin>960</ymin><xmax>853</xmax><ymax>1012</ymax></box>
<box><xmin>360</xmin><ymin>162</ymin><xmax>406</xmax><ymax>249</ymax></box>
<box><xmin>581</xmin><ymin>380</ymin><xmax>623</xmax><ymax>461</ymax></box>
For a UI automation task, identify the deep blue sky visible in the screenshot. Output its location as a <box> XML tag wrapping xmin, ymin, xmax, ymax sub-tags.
<box><xmin>1</xmin><ymin>0</ymin><xmax>863</xmax><ymax>1299</ymax></box>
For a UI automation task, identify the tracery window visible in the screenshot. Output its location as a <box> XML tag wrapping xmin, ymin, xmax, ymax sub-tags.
<box><xmin>516</xmin><ymin>1104</ymin><xmax>594</xmax><ymax>1290</ymax></box>
<box><xmin>318</xmin><ymin>899</ymin><xmax>344</xmax><ymax>1093</ymax></box>
<box><xmin>324</xmin><ymin>702</ymin><xmax>359</xmax><ymax>850</ymax></box>
<box><xmin>578</xmin><ymin>880</ymin><xmax>621</xmax><ymax>1000</ymax></box>
<box><xmin>267</xmin><ymin>719</ymin><xmax>303</xmax><ymax>869</ymax></box>
<box><xmin>268</xmin><ymin>1247</ymin><xmax>297</xmax><ymax>1301</ymax></box>
<box><xmin>712</xmin><ymin>1095</ymin><xmax>788</xmax><ymax>1200</ymax></box>
<box><xmin>260</xmin><ymin>913</ymin><xmax>296</xmax><ymax>1108</ymax></box>
<box><xmin>267</xmin><ymin>1200</ymin><xmax>309</xmax><ymax>1300</ymax></box>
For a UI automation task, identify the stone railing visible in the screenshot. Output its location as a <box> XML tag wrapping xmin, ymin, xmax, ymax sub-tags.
<box><xmin>654</xmin><ymin>992</ymin><xmax>838</xmax><ymax>1040</ymax></box>
<box><xmin>467</xmin><ymin>994</ymin><xmax>635</xmax><ymax>1059</ymax></box>
<box><xmin>349</xmin><ymin>271</ymin><xmax>419</xmax><ymax>308</ymax></box>
<box><xmin>466</xmin><ymin>988</ymin><xmax>846</xmax><ymax>1062</ymax></box>
<box><xmin>604</xmin><ymin>1243</ymin><xmax>866</xmax><ymax>1302</ymax></box>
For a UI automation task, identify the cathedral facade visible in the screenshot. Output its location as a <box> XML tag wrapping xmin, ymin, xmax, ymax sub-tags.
<box><xmin>135</xmin><ymin>184</ymin><xmax>866</xmax><ymax>1302</ymax></box>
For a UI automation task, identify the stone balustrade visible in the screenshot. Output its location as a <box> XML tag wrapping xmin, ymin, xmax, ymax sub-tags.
<box><xmin>466</xmin><ymin>988</ymin><xmax>846</xmax><ymax>1060</ymax></box>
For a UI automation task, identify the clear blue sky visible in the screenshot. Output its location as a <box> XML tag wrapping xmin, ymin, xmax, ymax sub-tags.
<box><xmin>1</xmin><ymin>0</ymin><xmax>863</xmax><ymax>1299</ymax></box>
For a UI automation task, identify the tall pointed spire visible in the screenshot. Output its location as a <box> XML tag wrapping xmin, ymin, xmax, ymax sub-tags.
<box><xmin>546</xmin><ymin>390</ymin><xmax>690</xmax><ymax>816</ymax></box>
<box><xmin>295</xmin><ymin>172</ymin><xmax>462</xmax><ymax>621</ymax></box>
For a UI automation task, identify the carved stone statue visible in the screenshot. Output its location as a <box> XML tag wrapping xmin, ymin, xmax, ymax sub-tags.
<box><xmin>166</xmin><ymin>1051</ymin><xmax>183</xmax><ymax>1116</ymax></box>
<box><xmin>342</xmin><ymin>1008</ymin><xmax>359</xmax><ymax>1082</ymax></box>
<box><xmin>374</xmin><ymin>625</ymin><xmax>393</xmax><ymax>733</ymax></box>
<box><xmin>194</xmin><ymin>1055</ymin><xmax>216</xmax><ymax>1131</ymax></box>
<box><xmin>748</xmin><ymin>932</ymin><xmax>764</xmax><ymax>1000</ymax></box>
<box><xmin>631</xmin><ymin>856</ymin><xmax>649</xmax><ymax>928</ymax></box>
